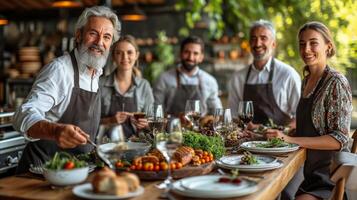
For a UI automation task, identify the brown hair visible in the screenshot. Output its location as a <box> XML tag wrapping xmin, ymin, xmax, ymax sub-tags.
<box><xmin>298</xmin><ymin>21</ymin><xmax>336</xmax><ymax>76</ymax></box>
<box><xmin>180</xmin><ymin>36</ymin><xmax>205</xmax><ymax>53</ymax></box>
<box><xmin>112</xmin><ymin>34</ymin><xmax>142</xmax><ymax>77</ymax></box>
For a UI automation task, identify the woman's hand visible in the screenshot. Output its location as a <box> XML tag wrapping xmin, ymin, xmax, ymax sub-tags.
<box><xmin>131</xmin><ymin>117</ymin><xmax>149</xmax><ymax>130</ymax></box>
<box><xmin>247</xmin><ymin>122</ymin><xmax>260</xmax><ymax>130</ymax></box>
<box><xmin>113</xmin><ymin>112</ymin><xmax>131</xmax><ymax>124</ymax></box>
<box><xmin>265</xmin><ymin>129</ymin><xmax>293</xmax><ymax>143</ymax></box>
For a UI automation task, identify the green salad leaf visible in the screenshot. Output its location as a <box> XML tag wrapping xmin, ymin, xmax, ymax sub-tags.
<box><xmin>183</xmin><ymin>131</ymin><xmax>225</xmax><ymax>159</ymax></box>
<box><xmin>256</xmin><ymin>138</ymin><xmax>290</xmax><ymax>148</ymax></box>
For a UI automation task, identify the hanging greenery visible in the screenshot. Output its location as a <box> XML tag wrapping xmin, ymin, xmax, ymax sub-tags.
<box><xmin>143</xmin><ymin>31</ymin><xmax>175</xmax><ymax>84</ymax></box>
<box><xmin>175</xmin><ymin>0</ymin><xmax>357</xmax><ymax>74</ymax></box>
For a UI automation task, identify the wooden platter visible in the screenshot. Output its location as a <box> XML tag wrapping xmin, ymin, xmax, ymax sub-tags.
<box><xmin>132</xmin><ymin>162</ymin><xmax>215</xmax><ymax>180</ymax></box>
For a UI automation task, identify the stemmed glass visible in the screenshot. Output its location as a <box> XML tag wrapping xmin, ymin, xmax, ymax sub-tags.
<box><xmin>155</xmin><ymin>118</ymin><xmax>183</xmax><ymax>190</ymax></box>
<box><xmin>184</xmin><ymin>100</ymin><xmax>201</xmax><ymax>130</ymax></box>
<box><xmin>214</xmin><ymin>108</ymin><xmax>233</xmax><ymax>138</ymax></box>
<box><xmin>146</xmin><ymin>104</ymin><xmax>166</xmax><ymax>135</ymax></box>
<box><xmin>96</xmin><ymin>124</ymin><xmax>126</xmax><ymax>169</ymax></box>
<box><xmin>237</xmin><ymin>101</ymin><xmax>254</xmax><ymax>131</ymax></box>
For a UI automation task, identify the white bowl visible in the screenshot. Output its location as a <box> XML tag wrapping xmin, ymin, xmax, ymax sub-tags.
<box><xmin>43</xmin><ymin>167</ymin><xmax>89</xmax><ymax>186</ymax></box>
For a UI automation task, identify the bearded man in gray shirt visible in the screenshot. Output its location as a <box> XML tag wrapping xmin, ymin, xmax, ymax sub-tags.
<box><xmin>153</xmin><ymin>36</ymin><xmax>222</xmax><ymax>117</ymax></box>
<box><xmin>13</xmin><ymin>6</ymin><xmax>121</xmax><ymax>173</ymax></box>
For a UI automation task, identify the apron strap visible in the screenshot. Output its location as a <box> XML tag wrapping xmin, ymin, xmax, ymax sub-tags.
<box><xmin>69</xmin><ymin>50</ymin><xmax>80</xmax><ymax>88</ymax></box>
<box><xmin>245</xmin><ymin>58</ymin><xmax>275</xmax><ymax>84</ymax></box>
<box><xmin>311</xmin><ymin>66</ymin><xmax>328</xmax><ymax>99</ymax></box>
<box><xmin>245</xmin><ymin>65</ymin><xmax>252</xmax><ymax>84</ymax></box>
<box><xmin>268</xmin><ymin>58</ymin><xmax>275</xmax><ymax>83</ymax></box>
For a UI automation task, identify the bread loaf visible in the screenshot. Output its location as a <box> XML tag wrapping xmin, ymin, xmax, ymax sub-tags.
<box><xmin>121</xmin><ymin>172</ymin><xmax>140</xmax><ymax>192</ymax></box>
<box><xmin>91</xmin><ymin>167</ymin><xmax>140</xmax><ymax>196</ymax></box>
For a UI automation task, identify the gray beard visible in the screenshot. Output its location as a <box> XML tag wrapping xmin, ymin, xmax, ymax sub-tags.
<box><xmin>77</xmin><ymin>44</ymin><xmax>109</xmax><ymax>70</ymax></box>
<box><xmin>252</xmin><ymin>48</ymin><xmax>273</xmax><ymax>61</ymax></box>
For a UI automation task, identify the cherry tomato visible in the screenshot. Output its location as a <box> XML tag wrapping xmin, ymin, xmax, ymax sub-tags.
<box><xmin>64</xmin><ymin>161</ymin><xmax>75</xmax><ymax>169</ymax></box>
<box><xmin>218</xmin><ymin>177</ymin><xmax>231</xmax><ymax>183</ymax></box>
<box><xmin>170</xmin><ymin>163</ymin><xmax>176</xmax><ymax>170</ymax></box>
<box><xmin>232</xmin><ymin>178</ymin><xmax>242</xmax><ymax>184</ymax></box>
<box><xmin>136</xmin><ymin>164</ymin><xmax>143</xmax><ymax>171</ymax></box>
<box><xmin>176</xmin><ymin>162</ymin><xmax>183</xmax><ymax>169</ymax></box>
<box><xmin>160</xmin><ymin>162</ymin><xmax>168</xmax><ymax>171</ymax></box>
<box><xmin>143</xmin><ymin>162</ymin><xmax>154</xmax><ymax>171</ymax></box>
<box><xmin>130</xmin><ymin>165</ymin><xmax>136</xmax><ymax>170</ymax></box>
<box><xmin>115</xmin><ymin>161</ymin><xmax>123</xmax><ymax>168</ymax></box>
<box><xmin>205</xmin><ymin>157</ymin><xmax>210</xmax><ymax>163</ymax></box>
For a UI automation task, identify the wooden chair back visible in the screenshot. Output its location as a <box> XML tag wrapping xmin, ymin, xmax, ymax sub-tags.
<box><xmin>329</xmin><ymin>152</ymin><xmax>357</xmax><ymax>200</ymax></box>
<box><xmin>351</xmin><ymin>129</ymin><xmax>357</xmax><ymax>153</ymax></box>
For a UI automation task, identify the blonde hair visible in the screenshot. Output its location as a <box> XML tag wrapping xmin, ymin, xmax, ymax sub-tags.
<box><xmin>112</xmin><ymin>34</ymin><xmax>142</xmax><ymax>78</ymax></box>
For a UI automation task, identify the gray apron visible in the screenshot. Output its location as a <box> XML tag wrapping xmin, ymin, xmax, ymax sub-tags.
<box><xmin>16</xmin><ymin>51</ymin><xmax>101</xmax><ymax>174</ymax></box>
<box><xmin>243</xmin><ymin>59</ymin><xmax>291</xmax><ymax>126</ymax></box>
<box><xmin>105</xmin><ymin>80</ymin><xmax>137</xmax><ymax>139</ymax></box>
<box><xmin>296</xmin><ymin>69</ymin><xmax>334</xmax><ymax>199</ymax></box>
<box><xmin>166</xmin><ymin>68</ymin><xmax>202</xmax><ymax>117</ymax></box>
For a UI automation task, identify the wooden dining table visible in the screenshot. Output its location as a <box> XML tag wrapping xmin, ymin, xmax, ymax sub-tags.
<box><xmin>0</xmin><ymin>148</ymin><xmax>306</xmax><ymax>200</ymax></box>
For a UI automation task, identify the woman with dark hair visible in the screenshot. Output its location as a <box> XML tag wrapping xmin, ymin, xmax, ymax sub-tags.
<box><xmin>267</xmin><ymin>21</ymin><xmax>352</xmax><ymax>200</ymax></box>
<box><xmin>100</xmin><ymin>35</ymin><xmax>153</xmax><ymax>139</ymax></box>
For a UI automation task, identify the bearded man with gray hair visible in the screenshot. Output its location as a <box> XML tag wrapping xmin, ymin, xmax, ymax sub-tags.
<box><xmin>13</xmin><ymin>6</ymin><xmax>120</xmax><ymax>174</ymax></box>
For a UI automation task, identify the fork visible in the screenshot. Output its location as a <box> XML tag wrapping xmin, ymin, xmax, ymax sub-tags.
<box><xmin>30</xmin><ymin>160</ymin><xmax>44</xmax><ymax>174</ymax></box>
<box><xmin>217</xmin><ymin>168</ymin><xmax>265</xmax><ymax>180</ymax></box>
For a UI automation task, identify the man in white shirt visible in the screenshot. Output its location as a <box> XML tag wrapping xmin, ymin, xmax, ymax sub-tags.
<box><xmin>13</xmin><ymin>6</ymin><xmax>121</xmax><ymax>173</ymax></box>
<box><xmin>154</xmin><ymin>36</ymin><xmax>222</xmax><ymax>117</ymax></box>
<box><xmin>228</xmin><ymin>19</ymin><xmax>301</xmax><ymax>127</ymax></box>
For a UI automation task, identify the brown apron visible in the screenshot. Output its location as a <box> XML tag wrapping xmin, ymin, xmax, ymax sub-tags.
<box><xmin>105</xmin><ymin>81</ymin><xmax>137</xmax><ymax>139</ymax></box>
<box><xmin>296</xmin><ymin>69</ymin><xmax>334</xmax><ymax>199</ymax></box>
<box><xmin>243</xmin><ymin>59</ymin><xmax>291</xmax><ymax>126</ymax></box>
<box><xmin>16</xmin><ymin>51</ymin><xmax>101</xmax><ymax>174</ymax></box>
<box><xmin>166</xmin><ymin>68</ymin><xmax>202</xmax><ymax>117</ymax></box>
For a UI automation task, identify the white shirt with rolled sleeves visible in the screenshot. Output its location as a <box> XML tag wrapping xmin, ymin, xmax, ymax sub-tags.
<box><xmin>13</xmin><ymin>49</ymin><xmax>102</xmax><ymax>140</ymax></box>
<box><xmin>228</xmin><ymin>57</ymin><xmax>301</xmax><ymax>119</ymax></box>
<box><xmin>153</xmin><ymin>66</ymin><xmax>222</xmax><ymax>115</ymax></box>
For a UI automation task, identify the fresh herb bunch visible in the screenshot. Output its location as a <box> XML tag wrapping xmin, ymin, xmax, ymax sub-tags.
<box><xmin>45</xmin><ymin>152</ymin><xmax>87</xmax><ymax>170</ymax></box>
<box><xmin>256</xmin><ymin>138</ymin><xmax>289</xmax><ymax>148</ymax></box>
<box><xmin>240</xmin><ymin>151</ymin><xmax>258</xmax><ymax>165</ymax></box>
<box><xmin>183</xmin><ymin>131</ymin><xmax>225</xmax><ymax>159</ymax></box>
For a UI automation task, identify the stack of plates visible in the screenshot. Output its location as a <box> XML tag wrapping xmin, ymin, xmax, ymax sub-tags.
<box><xmin>240</xmin><ymin>141</ymin><xmax>300</xmax><ymax>154</ymax></box>
<box><xmin>171</xmin><ymin>175</ymin><xmax>257</xmax><ymax>198</ymax></box>
<box><xmin>19</xmin><ymin>46</ymin><xmax>42</xmax><ymax>75</ymax></box>
<box><xmin>216</xmin><ymin>154</ymin><xmax>283</xmax><ymax>172</ymax></box>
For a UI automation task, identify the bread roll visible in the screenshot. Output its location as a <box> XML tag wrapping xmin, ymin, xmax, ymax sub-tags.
<box><xmin>121</xmin><ymin>172</ymin><xmax>140</xmax><ymax>192</ymax></box>
<box><xmin>92</xmin><ymin>175</ymin><xmax>129</xmax><ymax>196</ymax></box>
<box><xmin>92</xmin><ymin>167</ymin><xmax>140</xmax><ymax>196</ymax></box>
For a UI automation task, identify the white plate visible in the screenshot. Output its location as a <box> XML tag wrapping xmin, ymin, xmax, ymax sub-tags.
<box><xmin>171</xmin><ymin>175</ymin><xmax>257</xmax><ymax>198</ymax></box>
<box><xmin>240</xmin><ymin>141</ymin><xmax>299</xmax><ymax>154</ymax></box>
<box><xmin>29</xmin><ymin>165</ymin><xmax>96</xmax><ymax>175</ymax></box>
<box><xmin>217</xmin><ymin>160</ymin><xmax>284</xmax><ymax>172</ymax></box>
<box><xmin>72</xmin><ymin>183</ymin><xmax>144</xmax><ymax>199</ymax></box>
<box><xmin>217</xmin><ymin>154</ymin><xmax>279</xmax><ymax>169</ymax></box>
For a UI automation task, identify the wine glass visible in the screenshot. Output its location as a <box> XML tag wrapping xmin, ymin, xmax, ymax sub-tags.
<box><xmin>96</xmin><ymin>124</ymin><xmax>126</xmax><ymax>169</ymax></box>
<box><xmin>214</xmin><ymin>108</ymin><xmax>233</xmax><ymax>138</ymax></box>
<box><xmin>146</xmin><ymin>104</ymin><xmax>166</xmax><ymax>135</ymax></box>
<box><xmin>237</xmin><ymin>101</ymin><xmax>254</xmax><ymax>131</ymax></box>
<box><xmin>184</xmin><ymin>100</ymin><xmax>201</xmax><ymax>130</ymax></box>
<box><xmin>155</xmin><ymin>118</ymin><xmax>183</xmax><ymax>190</ymax></box>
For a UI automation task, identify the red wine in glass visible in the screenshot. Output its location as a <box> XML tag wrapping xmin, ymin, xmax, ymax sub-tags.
<box><xmin>237</xmin><ymin>101</ymin><xmax>254</xmax><ymax>130</ymax></box>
